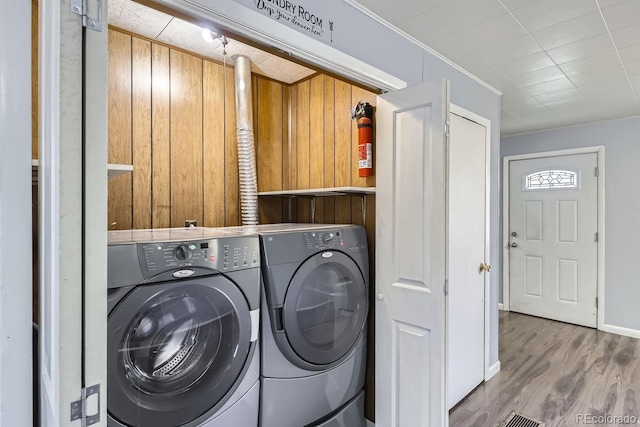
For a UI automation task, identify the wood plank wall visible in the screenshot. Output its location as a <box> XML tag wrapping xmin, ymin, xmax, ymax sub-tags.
<box><xmin>107</xmin><ymin>28</ymin><xmax>290</xmax><ymax>229</ymax></box>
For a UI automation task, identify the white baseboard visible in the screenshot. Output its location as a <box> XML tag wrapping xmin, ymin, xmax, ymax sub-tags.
<box><xmin>485</xmin><ymin>361</ymin><xmax>501</xmax><ymax>381</ymax></box>
<box><xmin>366</xmin><ymin>419</ymin><xmax>375</xmax><ymax>427</ymax></box>
<box><xmin>602</xmin><ymin>324</ymin><xmax>640</xmax><ymax>340</ymax></box>
<box><xmin>498</xmin><ymin>303</ymin><xmax>505</xmax><ymax>311</ymax></box>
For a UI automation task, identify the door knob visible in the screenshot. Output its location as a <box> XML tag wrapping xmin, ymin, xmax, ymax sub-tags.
<box><xmin>479</xmin><ymin>263</ymin><xmax>491</xmax><ymax>272</ymax></box>
<box><xmin>511</xmin><ymin>242</ymin><xmax>518</xmax><ymax>248</ymax></box>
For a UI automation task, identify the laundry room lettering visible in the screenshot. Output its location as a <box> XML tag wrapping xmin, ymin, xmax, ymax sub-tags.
<box><xmin>233</xmin><ymin>0</ymin><xmax>334</xmax><ymax>42</ymax></box>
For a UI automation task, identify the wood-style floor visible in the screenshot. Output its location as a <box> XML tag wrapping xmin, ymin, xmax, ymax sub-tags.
<box><xmin>450</xmin><ymin>311</ymin><xmax>640</xmax><ymax>426</ymax></box>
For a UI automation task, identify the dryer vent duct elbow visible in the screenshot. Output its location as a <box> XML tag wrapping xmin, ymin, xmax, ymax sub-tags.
<box><xmin>234</xmin><ymin>55</ymin><xmax>259</xmax><ymax>226</ymax></box>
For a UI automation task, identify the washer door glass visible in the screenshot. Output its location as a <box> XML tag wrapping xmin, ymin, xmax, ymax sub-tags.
<box><xmin>108</xmin><ymin>277</ymin><xmax>252</xmax><ymax>427</ymax></box>
<box><xmin>283</xmin><ymin>251</ymin><xmax>367</xmax><ymax>366</ymax></box>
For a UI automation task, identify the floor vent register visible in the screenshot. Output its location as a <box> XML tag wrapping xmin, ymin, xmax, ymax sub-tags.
<box><xmin>499</xmin><ymin>411</ymin><xmax>545</xmax><ymax>427</ymax></box>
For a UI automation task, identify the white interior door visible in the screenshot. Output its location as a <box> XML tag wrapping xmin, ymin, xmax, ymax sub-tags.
<box><xmin>447</xmin><ymin>113</ymin><xmax>487</xmax><ymax>410</ymax></box>
<box><xmin>376</xmin><ymin>79</ymin><xmax>449</xmax><ymax>427</ymax></box>
<box><xmin>509</xmin><ymin>153</ymin><xmax>598</xmax><ymax>328</ymax></box>
<box><xmin>40</xmin><ymin>0</ymin><xmax>108</xmax><ymax>425</ymax></box>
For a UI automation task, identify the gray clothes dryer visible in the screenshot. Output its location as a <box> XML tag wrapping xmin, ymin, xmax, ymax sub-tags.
<box><xmin>257</xmin><ymin>224</ymin><xmax>369</xmax><ymax>427</ymax></box>
<box><xmin>106</xmin><ymin>228</ymin><xmax>261</xmax><ymax>427</ymax></box>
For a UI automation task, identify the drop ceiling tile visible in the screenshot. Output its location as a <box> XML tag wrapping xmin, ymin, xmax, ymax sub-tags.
<box><xmin>504</xmin><ymin>101</ymin><xmax>550</xmax><ymax>117</ymax></box>
<box><xmin>545</xmin><ymin>34</ymin><xmax>616</xmax><ymax>64</ymax></box>
<box><xmin>355</xmin><ymin>0</ymin><xmax>418</xmax><ymax>26</ymax></box>
<box><xmin>625</xmin><ymin>59</ymin><xmax>640</xmax><ymax>75</ymax></box>
<box><xmin>476</xmin><ymin>35</ymin><xmax>543</xmax><ymax>65</ymax></box>
<box><xmin>523</xmin><ymin>77</ymin><xmax>576</xmax><ymax>96</ymax></box>
<box><xmin>510</xmin><ymin>65</ymin><xmax>566</xmax><ymax>87</ymax></box>
<box><xmin>500</xmin><ymin>0</ymin><xmax>539</xmax><ymax>11</ymax></box>
<box><xmin>496</xmin><ymin>52</ymin><xmax>556</xmax><ymax>78</ymax></box>
<box><xmin>619</xmin><ymin>44</ymin><xmax>640</xmax><ymax>63</ymax></box>
<box><xmin>578</xmin><ymin>77</ymin><xmax>633</xmax><ymax>96</ymax></box>
<box><xmin>595</xmin><ymin>104</ymin><xmax>640</xmax><ymax>120</ymax></box>
<box><xmin>402</xmin><ymin>0</ymin><xmax>451</xmax><ymax>14</ymax></box>
<box><xmin>531</xmin><ymin>12</ymin><xmax>608</xmax><ymax>50</ymax></box>
<box><xmin>509</xmin><ymin>0</ymin><xmax>599</xmax><ymax>32</ymax></box>
<box><xmin>423</xmin><ymin>0</ymin><xmax>508</xmax><ymax>34</ymax></box>
<box><xmin>223</xmin><ymin>40</ymin><xmax>274</xmax><ymax>66</ymax></box>
<box><xmin>256</xmin><ymin>57</ymin><xmax>315</xmax><ymax>84</ymax></box>
<box><xmin>156</xmin><ymin>18</ymin><xmax>220</xmax><ymax>58</ymax></box>
<box><xmin>600</xmin><ymin>0</ymin><xmax>640</xmax><ymax>31</ymax></box>
<box><xmin>534</xmin><ymin>87</ymin><xmax>585</xmax><ymax>104</ymax></box>
<box><xmin>108</xmin><ymin>0</ymin><xmax>173</xmax><ymax>39</ymax></box>
<box><xmin>558</xmin><ymin>51</ymin><xmax>622</xmax><ymax>76</ymax></box>
<box><xmin>543</xmin><ymin>99</ymin><xmax>592</xmax><ymax>112</ymax></box>
<box><xmin>502</xmin><ymin>95</ymin><xmax>546</xmax><ymax>110</ymax></box>
<box><xmin>452</xmin><ymin>13</ymin><xmax>528</xmax><ymax>50</ymax></box>
<box><xmin>501</xmin><ymin>87</ymin><xmax>533</xmax><ymax>102</ymax></box>
<box><xmin>597</xmin><ymin>0</ymin><xmax>627</xmax><ymax>9</ymax></box>
<box><xmin>568</xmin><ymin>64</ymin><xmax>627</xmax><ymax>86</ymax></box>
<box><xmin>610</xmin><ymin>24</ymin><xmax>640</xmax><ymax>49</ymax></box>
<box><xmin>586</xmin><ymin>95</ymin><xmax>638</xmax><ymax>111</ymax></box>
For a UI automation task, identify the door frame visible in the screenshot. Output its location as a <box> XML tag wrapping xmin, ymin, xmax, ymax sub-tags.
<box><xmin>0</xmin><ymin>1</ymin><xmax>33</xmax><ymax>425</ymax></box>
<box><xmin>501</xmin><ymin>146</ymin><xmax>605</xmax><ymax>330</ymax></box>
<box><xmin>450</xmin><ymin>104</ymin><xmax>493</xmax><ymax>381</ymax></box>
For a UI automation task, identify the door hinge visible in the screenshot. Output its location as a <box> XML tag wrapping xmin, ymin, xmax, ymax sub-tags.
<box><xmin>595</xmin><ymin>166</ymin><xmax>599</xmax><ymax>177</ymax></box>
<box><xmin>595</xmin><ymin>232</ymin><xmax>599</xmax><ymax>242</ymax></box>
<box><xmin>70</xmin><ymin>384</ymin><xmax>101</xmax><ymax>426</ymax></box>
<box><xmin>596</xmin><ymin>297</ymin><xmax>599</xmax><ymax>309</ymax></box>
<box><xmin>444</xmin><ymin>121</ymin><xmax>450</xmax><ymax>139</ymax></box>
<box><xmin>71</xmin><ymin>0</ymin><xmax>102</xmax><ymax>31</ymax></box>
<box><xmin>444</xmin><ymin>280</ymin><xmax>449</xmax><ymax>296</ymax></box>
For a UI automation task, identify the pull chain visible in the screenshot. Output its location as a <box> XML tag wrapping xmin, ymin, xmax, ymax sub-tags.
<box><xmin>220</xmin><ymin>35</ymin><xmax>229</xmax><ymax>97</ymax></box>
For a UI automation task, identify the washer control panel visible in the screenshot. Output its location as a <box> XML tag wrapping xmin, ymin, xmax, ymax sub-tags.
<box><xmin>303</xmin><ymin>229</ymin><xmax>367</xmax><ymax>252</ymax></box>
<box><xmin>137</xmin><ymin>236</ymin><xmax>259</xmax><ymax>278</ymax></box>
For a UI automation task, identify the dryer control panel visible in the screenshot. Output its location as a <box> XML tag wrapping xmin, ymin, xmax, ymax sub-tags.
<box><xmin>303</xmin><ymin>229</ymin><xmax>367</xmax><ymax>251</ymax></box>
<box><xmin>137</xmin><ymin>236</ymin><xmax>259</xmax><ymax>278</ymax></box>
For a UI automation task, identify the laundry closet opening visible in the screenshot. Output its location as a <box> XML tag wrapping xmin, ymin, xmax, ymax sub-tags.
<box><xmin>30</xmin><ymin>0</ymin><xmax>379</xmax><ymax>422</ymax></box>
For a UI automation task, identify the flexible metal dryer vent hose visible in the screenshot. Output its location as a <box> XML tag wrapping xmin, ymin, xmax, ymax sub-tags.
<box><xmin>233</xmin><ymin>55</ymin><xmax>259</xmax><ymax>226</ymax></box>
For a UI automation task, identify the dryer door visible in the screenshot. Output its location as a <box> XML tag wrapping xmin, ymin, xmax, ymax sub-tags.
<box><xmin>283</xmin><ymin>251</ymin><xmax>368</xmax><ymax>367</ymax></box>
<box><xmin>107</xmin><ymin>276</ymin><xmax>253</xmax><ymax>427</ymax></box>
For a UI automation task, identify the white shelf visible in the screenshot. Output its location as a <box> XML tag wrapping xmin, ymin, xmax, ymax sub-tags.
<box><xmin>107</xmin><ymin>163</ymin><xmax>134</xmax><ymax>178</ymax></box>
<box><xmin>258</xmin><ymin>186</ymin><xmax>376</xmax><ymax>197</ymax></box>
<box><xmin>31</xmin><ymin>160</ymin><xmax>133</xmax><ymax>183</ymax></box>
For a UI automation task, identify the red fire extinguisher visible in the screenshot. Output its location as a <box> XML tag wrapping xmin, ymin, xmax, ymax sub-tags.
<box><xmin>351</xmin><ymin>101</ymin><xmax>374</xmax><ymax>177</ymax></box>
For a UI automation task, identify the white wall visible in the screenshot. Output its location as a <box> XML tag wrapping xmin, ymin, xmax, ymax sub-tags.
<box><xmin>502</xmin><ymin>116</ymin><xmax>640</xmax><ymax>333</ymax></box>
<box><xmin>0</xmin><ymin>1</ymin><xmax>33</xmax><ymax>425</ymax></box>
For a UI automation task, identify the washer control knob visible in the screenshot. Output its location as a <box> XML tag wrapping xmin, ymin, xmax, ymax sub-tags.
<box><xmin>323</xmin><ymin>233</ymin><xmax>335</xmax><ymax>243</ymax></box>
<box><xmin>175</xmin><ymin>245</ymin><xmax>192</xmax><ymax>261</ymax></box>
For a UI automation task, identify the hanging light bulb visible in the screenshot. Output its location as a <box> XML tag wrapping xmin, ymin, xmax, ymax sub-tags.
<box><xmin>202</xmin><ymin>29</ymin><xmax>217</xmax><ymax>43</ymax></box>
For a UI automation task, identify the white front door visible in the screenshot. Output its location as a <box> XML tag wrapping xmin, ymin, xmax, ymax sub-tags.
<box><xmin>376</xmin><ymin>79</ymin><xmax>449</xmax><ymax>427</ymax></box>
<box><xmin>509</xmin><ymin>153</ymin><xmax>598</xmax><ymax>327</ymax></box>
<box><xmin>447</xmin><ymin>112</ymin><xmax>487</xmax><ymax>409</ymax></box>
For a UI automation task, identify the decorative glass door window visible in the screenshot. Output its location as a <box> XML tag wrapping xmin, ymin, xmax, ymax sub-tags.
<box><xmin>523</xmin><ymin>169</ymin><xmax>578</xmax><ymax>190</ymax></box>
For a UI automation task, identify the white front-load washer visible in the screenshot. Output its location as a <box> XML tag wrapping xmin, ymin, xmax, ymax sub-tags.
<box><xmin>256</xmin><ymin>224</ymin><xmax>369</xmax><ymax>427</ymax></box>
<box><xmin>106</xmin><ymin>227</ymin><xmax>260</xmax><ymax>427</ymax></box>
